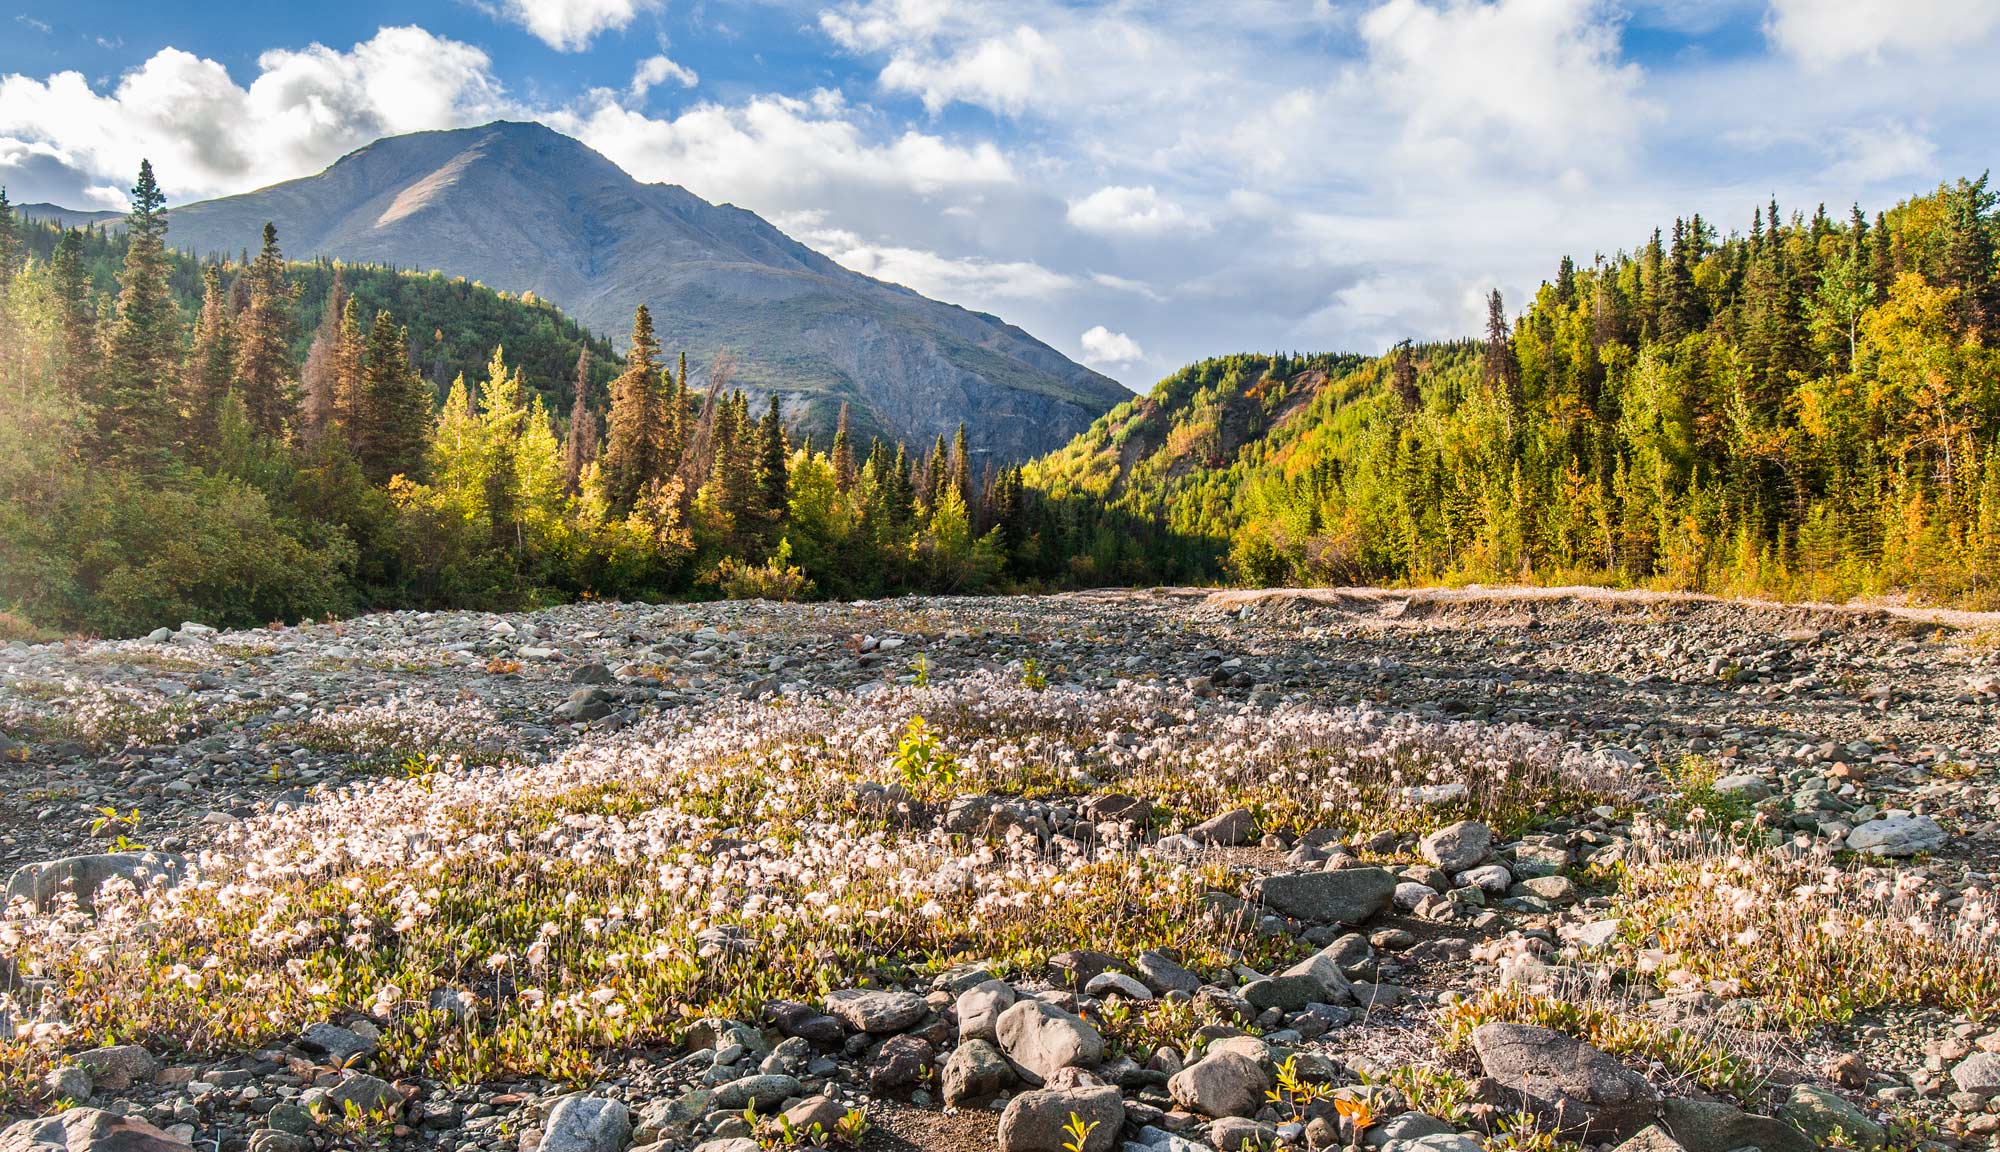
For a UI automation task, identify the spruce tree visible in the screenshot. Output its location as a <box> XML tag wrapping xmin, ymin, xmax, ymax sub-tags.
<box><xmin>357</xmin><ymin>311</ymin><xmax>431</xmax><ymax>484</ymax></box>
<box><xmin>334</xmin><ymin>296</ymin><xmax>366</xmax><ymax>449</ymax></box>
<box><xmin>51</xmin><ymin>229</ymin><xmax>98</xmax><ymax>399</ymax></box>
<box><xmin>234</xmin><ymin>222</ymin><xmax>298</xmax><ymax>439</ymax></box>
<box><xmin>757</xmin><ymin>393</ymin><xmax>789</xmax><ymax>523</ymax></box>
<box><xmin>950</xmin><ymin>422</ymin><xmax>971</xmax><ymax>506</ymax></box>
<box><xmin>562</xmin><ymin>378</ymin><xmax>599</xmax><ymax>494</ymax></box>
<box><xmin>831</xmin><ymin>402</ymin><xmax>856</xmax><ymax>490</ymax></box>
<box><xmin>1390</xmin><ymin>341</ymin><xmax>1419</xmax><ymax>411</ymax></box>
<box><xmin>182</xmin><ymin>263</ymin><xmax>236</xmax><ymax>454</ymax></box>
<box><xmin>99</xmin><ymin>160</ymin><xmax>180</xmax><ymax>468</ymax></box>
<box><xmin>603</xmin><ymin>304</ymin><xmax>663</xmax><ymax>512</ymax></box>
<box><xmin>926</xmin><ymin>432</ymin><xmax>949</xmax><ymax>512</ymax></box>
<box><xmin>1482</xmin><ymin>290</ymin><xmax>1519</xmax><ymax>407</ymax></box>
<box><xmin>299</xmin><ymin>268</ymin><xmax>346</xmax><ymax>444</ymax></box>
<box><xmin>0</xmin><ymin>187</ymin><xmax>18</xmax><ymax>283</ymax></box>
<box><xmin>479</xmin><ymin>347</ymin><xmax>528</xmax><ymax>552</ymax></box>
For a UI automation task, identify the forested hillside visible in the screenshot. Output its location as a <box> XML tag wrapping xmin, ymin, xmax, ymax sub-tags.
<box><xmin>0</xmin><ymin>166</ymin><xmax>1074</xmax><ymax>637</ymax></box>
<box><xmin>1027</xmin><ymin>177</ymin><xmax>2000</xmax><ymax>607</ymax></box>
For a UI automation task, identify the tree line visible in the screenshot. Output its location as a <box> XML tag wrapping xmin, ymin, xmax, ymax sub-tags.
<box><xmin>1028</xmin><ymin>176</ymin><xmax>2000</xmax><ymax>607</ymax></box>
<box><xmin>0</xmin><ymin>162</ymin><xmax>1064</xmax><ymax>637</ymax></box>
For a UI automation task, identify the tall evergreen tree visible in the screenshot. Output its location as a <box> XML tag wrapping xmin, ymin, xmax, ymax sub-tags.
<box><xmin>1389</xmin><ymin>340</ymin><xmax>1419</xmax><ymax>410</ymax></box>
<box><xmin>0</xmin><ymin>187</ymin><xmax>18</xmax><ymax>283</ymax></box>
<box><xmin>334</xmin><ymin>296</ymin><xmax>367</xmax><ymax>449</ymax></box>
<box><xmin>357</xmin><ymin>311</ymin><xmax>431</xmax><ymax>484</ymax></box>
<box><xmin>831</xmin><ymin>403</ymin><xmax>856</xmax><ymax>490</ymax></box>
<box><xmin>99</xmin><ymin>159</ymin><xmax>180</xmax><ymax>467</ymax></box>
<box><xmin>603</xmin><ymin>304</ymin><xmax>663</xmax><ymax>512</ymax></box>
<box><xmin>182</xmin><ymin>263</ymin><xmax>236</xmax><ymax>454</ymax></box>
<box><xmin>564</xmin><ymin>378</ymin><xmax>600</xmax><ymax>496</ymax></box>
<box><xmin>233</xmin><ymin>222</ymin><xmax>298</xmax><ymax>439</ymax></box>
<box><xmin>50</xmin><ymin>229</ymin><xmax>98</xmax><ymax>399</ymax></box>
<box><xmin>1936</xmin><ymin>173</ymin><xmax>1997</xmax><ymax>338</ymax></box>
<box><xmin>757</xmin><ymin>393</ymin><xmax>789</xmax><ymax>523</ymax></box>
<box><xmin>950</xmin><ymin>422</ymin><xmax>972</xmax><ymax>506</ymax></box>
<box><xmin>299</xmin><ymin>267</ymin><xmax>345</xmax><ymax>444</ymax></box>
<box><xmin>1482</xmin><ymin>290</ymin><xmax>1519</xmax><ymax>410</ymax></box>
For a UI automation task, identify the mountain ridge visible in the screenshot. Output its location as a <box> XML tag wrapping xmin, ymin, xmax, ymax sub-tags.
<box><xmin>115</xmin><ymin>120</ymin><xmax>1130</xmax><ymax>461</ymax></box>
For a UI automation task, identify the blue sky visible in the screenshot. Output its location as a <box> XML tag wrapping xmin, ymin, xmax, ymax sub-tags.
<box><xmin>4</xmin><ymin>0</ymin><xmax>1996</xmax><ymax>389</ymax></box>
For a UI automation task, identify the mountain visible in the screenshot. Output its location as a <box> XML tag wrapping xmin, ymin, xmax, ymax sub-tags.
<box><xmin>149</xmin><ymin>120</ymin><xmax>1129</xmax><ymax>462</ymax></box>
<box><xmin>18</xmin><ymin>203</ymin><xmax>125</xmax><ymax>229</ymax></box>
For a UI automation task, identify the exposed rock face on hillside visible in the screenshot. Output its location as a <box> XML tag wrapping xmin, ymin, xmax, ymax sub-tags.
<box><xmin>143</xmin><ymin>121</ymin><xmax>1128</xmax><ymax>461</ymax></box>
<box><xmin>2</xmin><ymin>587</ymin><xmax>1996</xmax><ymax>1152</ymax></box>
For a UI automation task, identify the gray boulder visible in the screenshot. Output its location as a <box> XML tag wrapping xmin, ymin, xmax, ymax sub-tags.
<box><xmin>996</xmin><ymin>1000</ymin><xmax>1103</xmax><ymax>1085</ymax></box>
<box><xmin>1844</xmin><ymin>815</ymin><xmax>1947</xmax><ymax>857</ymax></box>
<box><xmin>1207</xmin><ymin>1117</ymin><xmax>1278</xmax><ymax>1151</ymax></box>
<box><xmin>1611</xmin><ymin>1125</ymin><xmax>1687</xmax><ymax>1152</ymax></box>
<box><xmin>1395</xmin><ymin>1137</ymin><xmax>1484</xmax><ymax>1152</ymax></box>
<box><xmin>321</xmin><ymin>1073</ymin><xmax>401</xmax><ymax>1118</ymax></box>
<box><xmin>1657</xmin><ymin>1099</ymin><xmax>1813</xmax><ymax>1152</ymax></box>
<box><xmin>299</xmin><ymin>1022</ymin><xmax>376</xmax><ymax>1067</ymax></box>
<box><xmin>1166</xmin><ymin>1052</ymin><xmax>1268</xmax><ymax>1119</ymax></box>
<box><xmin>6</xmin><ymin>853</ymin><xmax>187</xmax><ymax>912</ymax></box>
<box><xmin>0</xmin><ymin>1110</ymin><xmax>191</xmax><ymax>1152</ymax></box>
<box><xmin>1471</xmin><ymin>1023</ymin><xmax>1662</xmax><ymax>1138</ymax></box>
<box><xmin>941</xmin><ymin>1038</ymin><xmax>1016</xmax><ymax>1106</ymax></box>
<box><xmin>540</xmin><ymin>1097</ymin><xmax>631</xmax><ymax>1152</ymax></box>
<box><xmin>1190</xmin><ymin>809</ymin><xmax>1257</xmax><ymax>847</ymax></box>
<box><xmin>956</xmin><ymin>979</ymin><xmax>1017</xmax><ymax>1043</ymax></box>
<box><xmin>1952</xmin><ymin>1051</ymin><xmax>2000</xmax><ymax>1099</ymax></box>
<box><xmin>67</xmin><ymin>1046</ymin><xmax>161</xmax><ymax>1091</ymax></box>
<box><xmin>1250</xmin><ymin>867</ymin><xmax>1397</xmax><ymax>925</ymax></box>
<box><xmin>823</xmin><ymin>988</ymin><xmax>927</xmax><ymax>1033</ymax></box>
<box><xmin>1780</xmin><ymin>1084</ymin><xmax>1882</xmax><ymax>1150</ymax></box>
<box><xmin>1133</xmin><ymin>950</ymin><xmax>1202</xmax><ymax>995</ymax></box>
<box><xmin>1362</xmin><ymin>1113</ymin><xmax>1456</xmax><ymax>1148</ymax></box>
<box><xmin>710</xmin><ymin>1074</ymin><xmax>802</xmax><ymax>1112</ymax></box>
<box><xmin>555</xmin><ymin>687</ymin><xmax>615</xmax><ymax>722</ymax></box>
<box><xmin>1419</xmin><ymin>820</ymin><xmax>1492</xmax><ymax>874</ymax></box>
<box><xmin>996</xmin><ymin>1085</ymin><xmax>1124</xmax><ymax>1152</ymax></box>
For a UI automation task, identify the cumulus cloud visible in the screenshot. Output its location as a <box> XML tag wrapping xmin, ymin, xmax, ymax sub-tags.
<box><xmin>556</xmin><ymin>89</ymin><xmax>1014</xmax><ymax>206</ymax></box>
<box><xmin>1066</xmin><ymin>185</ymin><xmax>1204</xmax><ymax>237</ymax></box>
<box><xmin>1357</xmin><ymin>0</ymin><xmax>1652</xmax><ymax>174</ymax></box>
<box><xmin>488</xmin><ymin>0</ymin><xmax>661</xmax><ymax>52</ymax></box>
<box><xmin>0</xmin><ymin>27</ymin><xmax>510</xmax><ymax>203</ymax></box>
<box><xmin>780</xmin><ymin>214</ymin><xmax>1072</xmax><ymax>303</ymax></box>
<box><xmin>1765</xmin><ymin>0</ymin><xmax>2000</xmax><ymax>67</ymax></box>
<box><xmin>629</xmin><ymin>54</ymin><xmax>698</xmax><ymax>99</ymax></box>
<box><xmin>1079</xmin><ymin>325</ymin><xmax>1145</xmax><ymax>367</ymax></box>
<box><xmin>876</xmin><ymin>26</ymin><xmax>1061</xmax><ymax>116</ymax></box>
<box><xmin>1827</xmin><ymin>120</ymin><xmax>1938</xmax><ymax>183</ymax></box>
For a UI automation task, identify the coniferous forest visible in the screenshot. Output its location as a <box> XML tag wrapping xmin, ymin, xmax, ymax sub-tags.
<box><xmin>0</xmin><ymin>163</ymin><xmax>1052</xmax><ymax>637</ymax></box>
<box><xmin>1029</xmin><ymin>177</ymin><xmax>2000</xmax><ymax>608</ymax></box>
<box><xmin>2</xmin><ymin>162</ymin><xmax>1998</xmax><ymax>637</ymax></box>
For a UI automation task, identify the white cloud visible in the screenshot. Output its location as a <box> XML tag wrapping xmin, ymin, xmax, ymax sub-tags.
<box><xmin>1090</xmin><ymin>272</ymin><xmax>1165</xmax><ymax>301</ymax></box>
<box><xmin>876</xmin><ymin>26</ymin><xmax>1060</xmax><ymax>116</ymax></box>
<box><xmin>0</xmin><ymin>27</ymin><xmax>510</xmax><ymax>202</ymax></box>
<box><xmin>489</xmin><ymin>0</ymin><xmax>661</xmax><ymax>52</ymax></box>
<box><xmin>1766</xmin><ymin>0</ymin><xmax>2000</xmax><ymax>67</ymax></box>
<box><xmin>789</xmin><ymin>218</ymin><xmax>1074</xmax><ymax>303</ymax></box>
<box><xmin>1066</xmin><ymin>185</ymin><xmax>1204</xmax><ymax>237</ymax></box>
<box><xmin>1827</xmin><ymin>120</ymin><xmax>1938</xmax><ymax>183</ymax></box>
<box><xmin>1079</xmin><ymin>325</ymin><xmax>1145</xmax><ymax>367</ymax></box>
<box><xmin>629</xmin><ymin>54</ymin><xmax>698</xmax><ymax>99</ymax></box>
<box><xmin>1357</xmin><ymin>0</ymin><xmax>1651</xmax><ymax>174</ymax></box>
<box><xmin>557</xmin><ymin>89</ymin><xmax>1015</xmax><ymax>206</ymax></box>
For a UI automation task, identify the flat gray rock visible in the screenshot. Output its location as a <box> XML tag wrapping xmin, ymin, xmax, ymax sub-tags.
<box><xmin>1251</xmin><ymin>866</ymin><xmax>1397</xmax><ymax>925</ymax></box>
<box><xmin>1472</xmin><ymin>1022</ymin><xmax>1662</xmax><ymax>1139</ymax></box>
